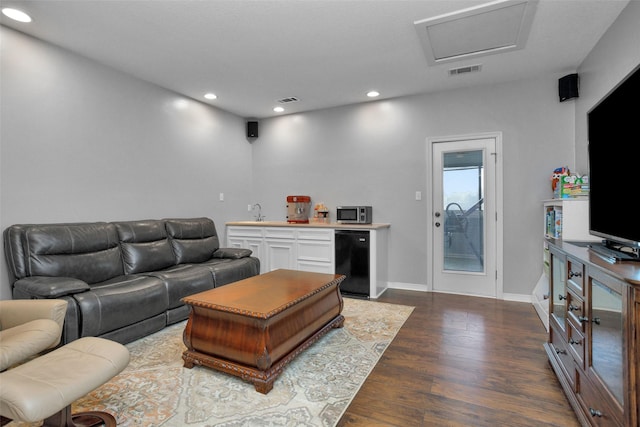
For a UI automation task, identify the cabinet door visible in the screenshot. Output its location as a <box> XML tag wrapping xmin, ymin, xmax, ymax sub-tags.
<box><xmin>228</xmin><ymin>237</ymin><xmax>265</xmax><ymax>273</ymax></box>
<box><xmin>297</xmin><ymin>259</ymin><xmax>335</xmax><ymax>274</ymax></box>
<box><xmin>297</xmin><ymin>239</ymin><xmax>333</xmax><ymax>266</ymax></box>
<box><xmin>635</xmin><ymin>289</ymin><xmax>640</xmax><ymax>427</ymax></box>
<box><xmin>586</xmin><ymin>269</ymin><xmax>625</xmax><ymax>424</ymax></box>
<box><xmin>263</xmin><ymin>228</ymin><xmax>296</xmax><ymax>272</ymax></box>
<box><xmin>549</xmin><ymin>246</ymin><xmax>568</xmax><ymax>335</ymax></box>
<box><xmin>264</xmin><ymin>238</ymin><xmax>296</xmax><ymax>272</ymax></box>
<box><xmin>297</xmin><ymin>228</ymin><xmax>333</xmax><ymax>273</ymax></box>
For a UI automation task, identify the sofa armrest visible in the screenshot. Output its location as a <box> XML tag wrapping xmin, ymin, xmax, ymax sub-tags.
<box><xmin>212</xmin><ymin>247</ymin><xmax>252</xmax><ymax>259</ymax></box>
<box><xmin>13</xmin><ymin>277</ymin><xmax>90</xmax><ymax>299</ymax></box>
<box><xmin>0</xmin><ymin>299</ymin><xmax>68</xmax><ymax>331</ymax></box>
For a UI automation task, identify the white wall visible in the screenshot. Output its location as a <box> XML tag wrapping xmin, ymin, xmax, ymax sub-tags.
<box><xmin>251</xmin><ymin>77</ymin><xmax>575</xmax><ymax>294</ymax></box>
<box><xmin>0</xmin><ymin>26</ymin><xmax>254</xmax><ymax>299</ymax></box>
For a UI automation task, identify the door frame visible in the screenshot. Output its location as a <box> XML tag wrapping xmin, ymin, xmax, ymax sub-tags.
<box><xmin>426</xmin><ymin>132</ymin><xmax>504</xmax><ymax>298</ymax></box>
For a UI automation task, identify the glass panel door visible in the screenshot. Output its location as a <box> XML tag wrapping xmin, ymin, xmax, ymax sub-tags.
<box><xmin>590</xmin><ymin>279</ymin><xmax>623</xmax><ymax>405</ymax></box>
<box><xmin>442</xmin><ymin>150</ymin><xmax>484</xmax><ymax>272</ymax></box>
<box><xmin>431</xmin><ymin>136</ymin><xmax>497</xmax><ymax>298</ymax></box>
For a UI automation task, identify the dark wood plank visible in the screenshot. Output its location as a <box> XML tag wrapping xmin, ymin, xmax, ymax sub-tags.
<box><xmin>337</xmin><ymin>290</ymin><xmax>580</xmax><ymax>427</ymax></box>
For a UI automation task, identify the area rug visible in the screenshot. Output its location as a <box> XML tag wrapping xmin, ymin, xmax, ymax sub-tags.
<box><xmin>17</xmin><ymin>298</ymin><xmax>412</xmax><ymax>427</ymax></box>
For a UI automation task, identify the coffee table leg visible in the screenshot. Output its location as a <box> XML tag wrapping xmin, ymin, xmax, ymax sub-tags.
<box><xmin>253</xmin><ymin>378</ymin><xmax>274</xmax><ymax>394</ymax></box>
<box><xmin>182</xmin><ymin>352</ymin><xmax>196</xmax><ymax>369</ymax></box>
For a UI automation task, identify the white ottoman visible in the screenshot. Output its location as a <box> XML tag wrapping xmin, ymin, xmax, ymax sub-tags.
<box><xmin>0</xmin><ymin>336</ymin><xmax>129</xmax><ymax>426</ymax></box>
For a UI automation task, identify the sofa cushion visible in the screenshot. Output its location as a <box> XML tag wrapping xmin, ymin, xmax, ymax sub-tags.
<box><xmin>146</xmin><ymin>264</ymin><xmax>215</xmax><ymax>309</ymax></box>
<box><xmin>165</xmin><ymin>218</ymin><xmax>220</xmax><ymax>264</ymax></box>
<box><xmin>200</xmin><ymin>257</ymin><xmax>261</xmax><ymax>287</ymax></box>
<box><xmin>19</xmin><ymin>223</ymin><xmax>122</xmax><ymax>284</ymax></box>
<box><xmin>114</xmin><ymin>220</ymin><xmax>176</xmax><ymax>274</ymax></box>
<box><xmin>73</xmin><ymin>275</ymin><xmax>168</xmax><ymax>337</ymax></box>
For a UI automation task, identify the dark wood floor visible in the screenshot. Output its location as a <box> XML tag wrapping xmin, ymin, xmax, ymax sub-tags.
<box><xmin>337</xmin><ymin>290</ymin><xmax>580</xmax><ymax>427</ymax></box>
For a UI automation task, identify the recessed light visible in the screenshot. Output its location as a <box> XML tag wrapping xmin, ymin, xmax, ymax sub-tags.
<box><xmin>367</xmin><ymin>91</ymin><xmax>380</xmax><ymax>98</ymax></box>
<box><xmin>2</xmin><ymin>8</ymin><xmax>32</xmax><ymax>22</ymax></box>
<box><xmin>204</xmin><ymin>93</ymin><xmax>217</xmax><ymax>100</ymax></box>
<box><xmin>273</xmin><ymin>106</ymin><xmax>284</xmax><ymax>113</ymax></box>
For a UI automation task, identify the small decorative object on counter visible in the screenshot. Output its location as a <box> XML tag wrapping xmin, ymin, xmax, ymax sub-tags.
<box><xmin>312</xmin><ymin>202</ymin><xmax>330</xmax><ymax>223</ymax></box>
<box><xmin>551</xmin><ymin>166</ymin><xmax>569</xmax><ymax>197</ymax></box>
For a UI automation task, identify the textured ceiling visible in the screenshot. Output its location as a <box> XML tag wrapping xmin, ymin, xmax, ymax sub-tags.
<box><xmin>0</xmin><ymin>0</ymin><xmax>629</xmax><ymax>119</ymax></box>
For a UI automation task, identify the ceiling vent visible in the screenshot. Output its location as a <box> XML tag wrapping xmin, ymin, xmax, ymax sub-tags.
<box><xmin>414</xmin><ymin>0</ymin><xmax>538</xmax><ymax>66</ymax></box>
<box><xmin>449</xmin><ymin>64</ymin><xmax>482</xmax><ymax>76</ymax></box>
<box><xmin>277</xmin><ymin>97</ymin><xmax>299</xmax><ymax>104</ymax></box>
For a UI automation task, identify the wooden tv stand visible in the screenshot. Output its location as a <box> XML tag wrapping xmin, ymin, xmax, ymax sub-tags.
<box><xmin>544</xmin><ymin>239</ymin><xmax>640</xmax><ymax>426</ymax></box>
<box><xmin>181</xmin><ymin>269</ymin><xmax>345</xmax><ymax>394</ymax></box>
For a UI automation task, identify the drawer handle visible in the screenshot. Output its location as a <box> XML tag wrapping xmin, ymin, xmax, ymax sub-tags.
<box><xmin>558</xmin><ymin>294</ymin><xmax>567</xmax><ymax>301</ymax></box>
<box><xmin>569</xmin><ymin>338</ymin><xmax>582</xmax><ymax>346</ymax></box>
<box><xmin>555</xmin><ymin>347</ymin><xmax>567</xmax><ymax>355</ymax></box>
<box><xmin>592</xmin><ymin>317</ymin><xmax>601</xmax><ymax>325</ymax></box>
<box><xmin>569</xmin><ymin>271</ymin><xmax>582</xmax><ymax>278</ymax></box>
<box><xmin>568</xmin><ymin>304</ymin><xmax>581</xmax><ymax>312</ymax></box>
<box><xmin>589</xmin><ymin>408</ymin><xmax>603</xmax><ymax>417</ymax></box>
<box><xmin>578</xmin><ymin>316</ymin><xmax>589</xmax><ymax>323</ymax></box>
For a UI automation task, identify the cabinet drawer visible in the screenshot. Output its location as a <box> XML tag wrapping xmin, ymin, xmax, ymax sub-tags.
<box><xmin>549</xmin><ymin>325</ymin><xmax>576</xmax><ymax>389</ymax></box>
<box><xmin>296</xmin><ymin>228</ymin><xmax>332</xmax><ymax>241</ymax></box>
<box><xmin>567</xmin><ymin>288</ymin><xmax>586</xmax><ymax>333</ymax></box>
<box><xmin>227</xmin><ymin>226</ymin><xmax>264</xmax><ymax>238</ymax></box>
<box><xmin>567</xmin><ymin>321</ymin><xmax>585</xmax><ymax>370</ymax></box>
<box><xmin>576</xmin><ymin>371</ymin><xmax>623</xmax><ymax>426</ymax></box>
<box><xmin>264</xmin><ymin>227</ymin><xmax>296</xmax><ymax>239</ymax></box>
<box><xmin>567</xmin><ymin>257</ymin><xmax>585</xmax><ymax>296</ymax></box>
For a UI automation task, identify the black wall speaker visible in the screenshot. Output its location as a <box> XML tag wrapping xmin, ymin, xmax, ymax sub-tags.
<box><xmin>247</xmin><ymin>121</ymin><xmax>259</xmax><ymax>138</ymax></box>
<box><xmin>559</xmin><ymin>73</ymin><xmax>579</xmax><ymax>102</ymax></box>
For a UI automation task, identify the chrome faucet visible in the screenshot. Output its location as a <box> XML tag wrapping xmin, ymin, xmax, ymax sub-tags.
<box><xmin>253</xmin><ymin>203</ymin><xmax>265</xmax><ymax>222</ymax></box>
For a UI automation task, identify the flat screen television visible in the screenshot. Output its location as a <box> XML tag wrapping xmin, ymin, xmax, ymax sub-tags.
<box><xmin>588</xmin><ymin>64</ymin><xmax>640</xmax><ymax>260</ymax></box>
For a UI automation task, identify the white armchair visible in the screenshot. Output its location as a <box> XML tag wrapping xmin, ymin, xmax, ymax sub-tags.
<box><xmin>0</xmin><ymin>299</ymin><xmax>67</xmax><ymax>371</ymax></box>
<box><xmin>0</xmin><ymin>299</ymin><xmax>130</xmax><ymax>426</ymax></box>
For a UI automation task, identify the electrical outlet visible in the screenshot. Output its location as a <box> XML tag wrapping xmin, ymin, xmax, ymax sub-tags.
<box><xmin>415</xmin><ymin>191</ymin><xmax>422</xmax><ymax>201</ymax></box>
<box><xmin>219</xmin><ymin>193</ymin><xmax>224</xmax><ymax>201</ymax></box>
<box><xmin>248</xmin><ymin>204</ymin><xmax>252</xmax><ymax>211</ymax></box>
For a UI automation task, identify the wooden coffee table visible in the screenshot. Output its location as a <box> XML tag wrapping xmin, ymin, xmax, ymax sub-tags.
<box><xmin>181</xmin><ymin>269</ymin><xmax>345</xmax><ymax>393</ymax></box>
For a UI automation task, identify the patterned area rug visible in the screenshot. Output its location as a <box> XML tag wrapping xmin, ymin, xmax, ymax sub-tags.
<box><xmin>12</xmin><ymin>298</ymin><xmax>413</xmax><ymax>427</ymax></box>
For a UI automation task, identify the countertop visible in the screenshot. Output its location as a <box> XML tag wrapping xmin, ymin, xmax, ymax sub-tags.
<box><xmin>226</xmin><ymin>221</ymin><xmax>390</xmax><ymax>230</ymax></box>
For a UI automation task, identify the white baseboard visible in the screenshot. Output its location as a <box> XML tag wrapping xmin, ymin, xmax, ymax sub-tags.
<box><xmin>384</xmin><ymin>282</ymin><xmax>531</xmax><ymax>303</ymax></box>
<box><xmin>386</xmin><ymin>282</ymin><xmax>429</xmax><ymax>293</ymax></box>
<box><xmin>502</xmin><ymin>293</ymin><xmax>532</xmax><ymax>303</ymax></box>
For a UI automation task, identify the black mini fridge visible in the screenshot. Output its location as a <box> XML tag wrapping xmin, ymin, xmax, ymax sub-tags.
<box><xmin>335</xmin><ymin>230</ymin><xmax>370</xmax><ymax>298</ymax></box>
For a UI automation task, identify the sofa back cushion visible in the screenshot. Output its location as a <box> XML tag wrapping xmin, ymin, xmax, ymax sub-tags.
<box><xmin>4</xmin><ymin>222</ymin><xmax>123</xmax><ymax>284</ymax></box>
<box><xmin>165</xmin><ymin>218</ymin><xmax>219</xmax><ymax>264</ymax></box>
<box><xmin>114</xmin><ymin>220</ymin><xmax>176</xmax><ymax>274</ymax></box>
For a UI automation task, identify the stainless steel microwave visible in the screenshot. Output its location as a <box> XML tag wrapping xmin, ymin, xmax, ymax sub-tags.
<box><xmin>336</xmin><ymin>206</ymin><xmax>372</xmax><ymax>224</ymax></box>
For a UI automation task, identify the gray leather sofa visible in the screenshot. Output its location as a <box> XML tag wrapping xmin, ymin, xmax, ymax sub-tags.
<box><xmin>3</xmin><ymin>217</ymin><xmax>260</xmax><ymax>345</ymax></box>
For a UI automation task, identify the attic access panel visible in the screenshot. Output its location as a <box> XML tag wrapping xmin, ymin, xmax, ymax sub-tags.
<box><xmin>414</xmin><ymin>0</ymin><xmax>538</xmax><ymax>65</ymax></box>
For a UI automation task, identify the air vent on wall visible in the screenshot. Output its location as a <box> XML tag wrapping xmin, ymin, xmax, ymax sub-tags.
<box><xmin>449</xmin><ymin>64</ymin><xmax>482</xmax><ymax>76</ymax></box>
<box><xmin>277</xmin><ymin>97</ymin><xmax>299</xmax><ymax>103</ymax></box>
